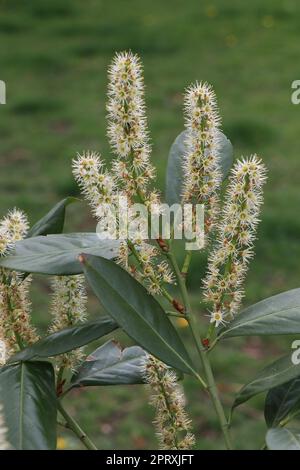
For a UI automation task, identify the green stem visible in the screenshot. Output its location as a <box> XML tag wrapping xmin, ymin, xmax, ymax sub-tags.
<box><xmin>181</xmin><ymin>251</ymin><xmax>192</xmax><ymax>279</ymax></box>
<box><xmin>207</xmin><ymin>337</ymin><xmax>219</xmax><ymax>352</ymax></box>
<box><xmin>57</xmin><ymin>401</ymin><xmax>98</xmax><ymax>450</ymax></box>
<box><xmin>166</xmin><ymin>310</ymin><xmax>185</xmax><ymax>318</ymax></box>
<box><xmin>206</xmin><ymin>323</ymin><xmax>216</xmax><ymax>342</ymax></box>
<box><xmin>56</xmin><ymin>366</ymin><xmax>65</xmax><ymax>396</ymax></box>
<box><xmin>57</xmin><ymin>366</ymin><xmax>64</xmax><ymax>386</ymax></box>
<box><xmin>167</xmin><ymin>250</ymin><xmax>233</xmax><ymax>450</ymax></box>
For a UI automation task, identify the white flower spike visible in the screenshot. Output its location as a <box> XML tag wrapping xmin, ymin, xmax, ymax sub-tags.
<box><xmin>203</xmin><ymin>155</ymin><xmax>267</xmax><ymax>325</ymax></box>
<box><xmin>183</xmin><ymin>82</ymin><xmax>222</xmax><ymax>236</ymax></box>
<box><xmin>144</xmin><ymin>355</ymin><xmax>195</xmax><ymax>450</ymax></box>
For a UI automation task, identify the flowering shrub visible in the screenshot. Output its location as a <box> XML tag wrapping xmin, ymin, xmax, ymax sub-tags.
<box><xmin>0</xmin><ymin>51</ymin><xmax>300</xmax><ymax>450</ymax></box>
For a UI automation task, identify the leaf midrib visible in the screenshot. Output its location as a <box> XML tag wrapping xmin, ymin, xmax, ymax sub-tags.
<box><xmin>77</xmin><ymin>354</ymin><xmax>143</xmax><ymax>380</ymax></box>
<box><xmin>1</xmin><ymin>235</ymin><xmax>116</xmax><ymax>262</ymax></box>
<box><xmin>273</xmin><ymin>380</ymin><xmax>295</xmax><ymax>426</ymax></box>
<box><xmin>8</xmin><ymin>242</ymin><xmax>106</xmax><ymax>260</ymax></box>
<box><xmin>86</xmin><ymin>262</ymin><xmax>196</xmax><ymax>376</ymax></box>
<box><xmin>221</xmin><ymin>305</ymin><xmax>300</xmax><ymax>338</ymax></box>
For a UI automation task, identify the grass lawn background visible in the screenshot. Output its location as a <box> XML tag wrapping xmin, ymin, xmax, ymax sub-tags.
<box><xmin>1</xmin><ymin>0</ymin><xmax>300</xmax><ymax>449</ymax></box>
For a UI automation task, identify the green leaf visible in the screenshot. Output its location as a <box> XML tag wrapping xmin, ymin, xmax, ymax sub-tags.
<box><xmin>0</xmin><ymin>361</ymin><xmax>57</xmax><ymax>450</ymax></box>
<box><xmin>165</xmin><ymin>130</ymin><xmax>233</xmax><ymax>205</ymax></box>
<box><xmin>266</xmin><ymin>428</ymin><xmax>300</xmax><ymax>450</ymax></box>
<box><xmin>81</xmin><ymin>254</ymin><xmax>196</xmax><ymax>376</ymax></box>
<box><xmin>71</xmin><ymin>340</ymin><xmax>147</xmax><ymax>388</ymax></box>
<box><xmin>219</xmin><ymin>289</ymin><xmax>300</xmax><ymax>339</ymax></box>
<box><xmin>265</xmin><ymin>378</ymin><xmax>300</xmax><ymax>427</ymax></box>
<box><xmin>165</xmin><ymin>131</ymin><xmax>185</xmax><ymax>206</ymax></box>
<box><xmin>217</xmin><ymin>131</ymin><xmax>234</xmax><ymax>179</ymax></box>
<box><xmin>27</xmin><ymin>197</ymin><xmax>78</xmax><ymax>238</ymax></box>
<box><xmin>9</xmin><ymin>317</ymin><xmax>118</xmax><ymax>363</ymax></box>
<box><xmin>0</xmin><ymin>233</ymin><xmax>120</xmax><ymax>275</ymax></box>
<box><xmin>233</xmin><ymin>355</ymin><xmax>300</xmax><ymax>409</ymax></box>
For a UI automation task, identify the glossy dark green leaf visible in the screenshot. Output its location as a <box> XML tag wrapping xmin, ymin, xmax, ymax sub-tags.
<box><xmin>220</xmin><ymin>289</ymin><xmax>300</xmax><ymax>339</ymax></box>
<box><xmin>81</xmin><ymin>254</ymin><xmax>196</xmax><ymax>376</ymax></box>
<box><xmin>0</xmin><ymin>362</ymin><xmax>57</xmax><ymax>450</ymax></box>
<box><xmin>165</xmin><ymin>130</ymin><xmax>233</xmax><ymax>205</ymax></box>
<box><xmin>27</xmin><ymin>197</ymin><xmax>78</xmax><ymax>238</ymax></box>
<box><xmin>0</xmin><ymin>233</ymin><xmax>120</xmax><ymax>275</ymax></box>
<box><xmin>266</xmin><ymin>428</ymin><xmax>300</xmax><ymax>450</ymax></box>
<box><xmin>233</xmin><ymin>355</ymin><xmax>300</xmax><ymax>409</ymax></box>
<box><xmin>265</xmin><ymin>378</ymin><xmax>300</xmax><ymax>427</ymax></box>
<box><xmin>71</xmin><ymin>340</ymin><xmax>147</xmax><ymax>388</ymax></box>
<box><xmin>9</xmin><ymin>317</ymin><xmax>118</xmax><ymax>363</ymax></box>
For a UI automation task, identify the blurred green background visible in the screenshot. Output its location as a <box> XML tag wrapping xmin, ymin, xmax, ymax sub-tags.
<box><xmin>1</xmin><ymin>0</ymin><xmax>300</xmax><ymax>450</ymax></box>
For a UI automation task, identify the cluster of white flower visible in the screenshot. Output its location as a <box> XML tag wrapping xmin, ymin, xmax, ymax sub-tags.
<box><xmin>2</xmin><ymin>274</ymin><xmax>38</xmax><ymax>345</ymax></box>
<box><xmin>0</xmin><ymin>210</ymin><xmax>38</xmax><ymax>360</ymax></box>
<box><xmin>144</xmin><ymin>356</ymin><xmax>195</xmax><ymax>450</ymax></box>
<box><xmin>73</xmin><ymin>53</ymin><xmax>175</xmax><ymax>294</ymax></box>
<box><xmin>0</xmin><ymin>208</ymin><xmax>29</xmax><ymax>257</ymax></box>
<box><xmin>49</xmin><ymin>275</ymin><xmax>87</xmax><ymax>370</ymax></box>
<box><xmin>182</xmin><ymin>82</ymin><xmax>222</xmax><ymax>236</ymax></box>
<box><xmin>108</xmin><ymin>52</ymin><xmax>171</xmax><ymax>287</ymax></box>
<box><xmin>126</xmin><ymin>241</ymin><xmax>174</xmax><ymax>295</ymax></box>
<box><xmin>107</xmin><ymin>51</ymin><xmax>156</xmax><ymax>200</ymax></box>
<box><xmin>203</xmin><ymin>155</ymin><xmax>267</xmax><ymax>326</ymax></box>
<box><xmin>73</xmin><ymin>151</ymin><xmax>119</xmax><ymax>213</ymax></box>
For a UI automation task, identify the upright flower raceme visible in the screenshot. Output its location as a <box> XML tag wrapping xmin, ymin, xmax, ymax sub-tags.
<box><xmin>0</xmin><ymin>209</ymin><xmax>39</xmax><ymax>360</ymax></box>
<box><xmin>203</xmin><ymin>155</ymin><xmax>267</xmax><ymax>327</ymax></box>
<box><xmin>73</xmin><ymin>53</ymin><xmax>174</xmax><ymax>294</ymax></box>
<box><xmin>182</xmin><ymin>82</ymin><xmax>222</xmax><ymax>237</ymax></box>
<box><xmin>107</xmin><ymin>51</ymin><xmax>157</xmax><ymax>204</ymax></box>
<box><xmin>144</xmin><ymin>356</ymin><xmax>195</xmax><ymax>450</ymax></box>
<box><xmin>49</xmin><ymin>275</ymin><xmax>87</xmax><ymax>370</ymax></box>
<box><xmin>106</xmin><ymin>52</ymin><xmax>174</xmax><ymax>289</ymax></box>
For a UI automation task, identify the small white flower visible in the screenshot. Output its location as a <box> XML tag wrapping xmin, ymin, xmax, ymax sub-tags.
<box><xmin>0</xmin><ymin>230</ymin><xmax>12</xmax><ymax>257</ymax></box>
<box><xmin>73</xmin><ymin>151</ymin><xmax>119</xmax><ymax>216</ymax></box>
<box><xmin>210</xmin><ymin>310</ymin><xmax>226</xmax><ymax>327</ymax></box>
<box><xmin>0</xmin><ymin>208</ymin><xmax>29</xmax><ymax>241</ymax></box>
